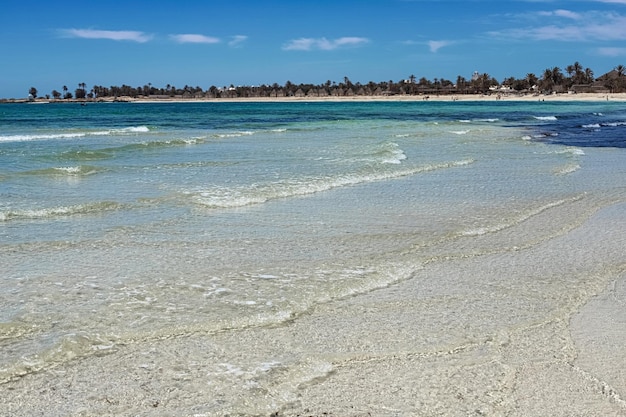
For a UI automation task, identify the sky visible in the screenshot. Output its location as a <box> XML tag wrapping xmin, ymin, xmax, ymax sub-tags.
<box><xmin>2</xmin><ymin>0</ymin><xmax>626</xmax><ymax>98</ymax></box>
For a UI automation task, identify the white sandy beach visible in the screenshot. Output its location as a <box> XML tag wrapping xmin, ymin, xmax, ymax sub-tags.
<box><xmin>134</xmin><ymin>92</ymin><xmax>626</xmax><ymax>103</ymax></box>
<box><xmin>11</xmin><ymin>91</ymin><xmax>626</xmax><ymax>104</ymax></box>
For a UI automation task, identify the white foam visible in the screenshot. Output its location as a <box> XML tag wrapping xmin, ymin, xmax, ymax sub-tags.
<box><xmin>190</xmin><ymin>159</ymin><xmax>474</xmax><ymax>209</ymax></box>
<box><xmin>554</xmin><ymin>164</ymin><xmax>581</xmax><ymax>175</ymax></box>
<box><xmin>214</xmin><ymin>131</ymin><xmax>255</xmax><ymax>138</ymax></box>
<box><xmin>53</xmin><ymin>166</ymin><xmax>83</xmax><ymax>174</ymax></box>
<box><xmin>0</xmin><ymin>133</ymin><xmax>86</xmax><ymax>142</ymax></box>
<box><xmin>602</xmin><ymin>121</ymin><xmax>626</xmax><ymax>127</ymax></box>
<box><xmin>554</xmin><ymin>147</ymin><xmax>585</xmax><ymax>156</ymax></box>
<box><xmin>0</xmin><ymin>201</ymin><xmax>120</xmax><ymax>221</ymax></box>
<box><xmin>382</xmin><ymin>148</ymin><xmax>407</xmax><ymax>164</ymax></box>
<box><xmin>0</xmin><ymin>126</ymin><xmax>151</xmax><ymax>143</ymax></box>
<box><xmin>461</xmin><ymin>195</ymin><xmax>583</xmax><ymax>236</ymax></box>
<box><xmin>534</xmin><ymin>116</ymin><xmax>558</xmax><ymax>121</ymax></box>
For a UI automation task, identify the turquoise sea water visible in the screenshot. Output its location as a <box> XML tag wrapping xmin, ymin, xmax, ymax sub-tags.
<box><xmin>1</xmin><ymin>101</ymin><xmax>625</xmax><ymax>415</ymax></box>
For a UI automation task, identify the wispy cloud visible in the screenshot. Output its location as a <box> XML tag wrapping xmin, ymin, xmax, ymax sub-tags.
<box><xmin>428</xmin><ymin>40</ymin><xmax>454</xmax><ymax>53</ymax></box>
<box><xmin>170</xmin><ymin>34</ymin><xmax>220</xmax><ymax>44</ymax></box>
<box><xmin>597</xmin><ymin>47</ymin><xmax>626</xmax><ymax>56</ymax></box>
<box><xmin>228</xmin><ymin>35</ymin><xmax>248</xmax><ymax>47</ymax></box>
<box><xmin>537</xmin><ymin>9</ymin><xmax>582</xmax><ymax>20</ymax></box>
<box><xmin>283</xmin><ymin>37</ymin><xmax>369</xmax><ymax>51</ymax></box>
<box><xmin>488</xmin><ymin>10</ymin><xmax>626</xmax><ymax>41</ymax></box>
<box><xmin>60</xmin><ymin>29</ymin><xmax>152</xmax><ymax>43</ymax></box>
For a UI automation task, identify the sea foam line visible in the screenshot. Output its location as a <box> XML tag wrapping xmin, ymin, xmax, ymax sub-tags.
<box><xmin>461</xmin><ymin>194</ymin><xmax>584</xmax><ymax>237</ymax></box>
<box><xmin>190</xmin><ymin>159</ymin><xmax>474</xmax><ymax>209</ymax></box>
<box><xmin>0</xmin><ymin>126</ymin><xmax>151</xmax><ymax>143</ymax></box>
<box><xmin>0</xmin><ymin>201</ymin><xmax>121</xmax><ymax>222</ymax></box>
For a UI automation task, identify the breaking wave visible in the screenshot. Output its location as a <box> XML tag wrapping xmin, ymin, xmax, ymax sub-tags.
<box><xmin>188</xmin><ymin>159</ymin><xmax>474</xmax><ymax>209</ymax></box>
<box><xmin>0</xmin><ymin>201</ymin><xmax>122</xmax><ymax>222</ymax></box>
<box><xmin>0</xmin><ymin>126</ymin><xmax>152</xmax><ymax>143</ymax></box>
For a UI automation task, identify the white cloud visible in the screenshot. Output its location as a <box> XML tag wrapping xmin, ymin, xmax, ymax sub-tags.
<box><xmin>554</xmin><ymin>9</ymin><xmax>583</xmax><ymax>19</ymax></box>
<box><xmin>597</xmin><ymin>47</ymin><xmax>626</xmax><ymax>56</ymax></box>
<box><xmin>428</xmin><ymin>40</ymin><xmax>454</xmax><ymax>53</ymax></box>
<box><xmin>537</xmin><ymin>9</ymin><xmax>582</xmax><ymax>20</ymax></box>
<box><xmin>489</xmin><ymin>11</ymin><xmax>626</xmax><ymax>41</ymax></box>
<box><xmin>283</xmin><ymin>37</ymin><xmax>369</xmax><ymax>51</ymax></box>
<box><xmin>61</xmin><ymin>29</ymin><xmax>153</xmax><ymax>42</ymax></box>
<box><xmin>228</xmin><ymin>35</ymin><xmax>248</xmax><ymax>47</ymax></box>
<box><xmin>170</xmin><ymin>34</ymin><xmax>220</xmax><ymax>44</ymax></box>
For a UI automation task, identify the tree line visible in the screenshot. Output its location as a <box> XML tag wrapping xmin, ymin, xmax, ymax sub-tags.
<box><xmin>26</xmin><ymin>62</ymin><xmax>626</xmax><ymax>101</ymax></box>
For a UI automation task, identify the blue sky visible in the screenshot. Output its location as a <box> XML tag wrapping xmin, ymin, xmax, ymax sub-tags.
<box><xmin>2</xmin><ymin>0</ymin><xmax>626</xmax><ymax>98</ymax></box>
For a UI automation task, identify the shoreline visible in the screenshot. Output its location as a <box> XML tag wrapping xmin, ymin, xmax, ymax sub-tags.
<box><xmin>4</xmin><ymin>92</ymin><xmax>626</xmax><ymax>104</ymax></box>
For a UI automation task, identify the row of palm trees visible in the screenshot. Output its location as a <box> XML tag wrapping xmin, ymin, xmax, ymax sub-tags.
<box><xmin>28</xmin><ymin>62</ymin><xmax>626</xmax><ymax>100</ymax></box>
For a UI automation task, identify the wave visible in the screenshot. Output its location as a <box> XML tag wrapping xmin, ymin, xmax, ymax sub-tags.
<box><xmin>51</xmin><ymin>137</ymin><xmax>204</xmax><ymax>162</ymax></box>
<box><xmin>188</xmin><ymin>159</ymin><xmax>474</xmax><ymax>209</ymax></box>
<box><xmin>0</xmin><ymin>201</ymin><xmax>121</xmax><ymax>222</ymax></box>
<box><xmin>461</xmin><ymin>195</ymin><xmax>583</xmax><ymax>236</ymax></box>
<box><xmin>22</xmin><ymin>165</ymin><xmax>104</xmax><ymax>177</ymax></box>
<box><xmin>0</xmin><ymin>331</ymin><xmax>118</xmax><ymax>384</ymax></box>
<box><xmin>119</xmin><ymin>137</ymin><xmax>205</xmax><ymax>150</ymax></box>
<box><xmin>212</xmin><ymin>131</ymin><xmax>255</xmax><ymax>138</ymax></box>
<box><xmin>375</xmin><ymin>142</ymin><xmax>407</xmax><ymax>165</ymax></box>
<box><xmin>457</xmin><ymin>118</ymin><xmax>498</xmax><ymax>124</ymax></box>
<box><xmin>0</xmin><ymin>126</ymin><xmax>152</xmax><ymax>143</ymax></box>
<box><xmin>601</xmin><ymin>121</ymin><xmax>626</xmax><ymax>127</ymax></box>
<box><xmin>582</xmin><ymin>121</ymin><xmax>626</xmax><ymax>129</ymax></box>
<box><xmin>553</xmin><ymin>164</ymin><xmax>581</xmax><ymax>175</ymax></box>
<box><xmin>534</xmin><ymin>116</ymin><xmax>558</xmax><ymax>121</ymax></box>
<box><xmin>554</xmin><ymin>147</ymin><xmax>585</xmax><ymax>156</ymax></box>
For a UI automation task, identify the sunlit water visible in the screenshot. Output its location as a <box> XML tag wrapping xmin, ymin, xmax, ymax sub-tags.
<box><xmin>1</xmin><ymin>101</ymin><xmax>625</xmax><ymax>415</ymax></box>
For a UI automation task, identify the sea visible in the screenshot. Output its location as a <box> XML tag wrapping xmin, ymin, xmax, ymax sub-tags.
<box><xmin>1</xmin><ymin>100</ymin><xmax>625</xmax><ymax>416</ymax></box>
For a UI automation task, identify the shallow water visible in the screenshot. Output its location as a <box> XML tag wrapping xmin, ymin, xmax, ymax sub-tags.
<box><xmin>1</xmin><ymin>101</ymin><xmax>625</xmax><ymax>415</ymax></box>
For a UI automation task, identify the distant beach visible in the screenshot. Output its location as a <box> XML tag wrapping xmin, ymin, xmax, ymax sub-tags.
<box><xmin>4</xmin><ymin>92</ymin><xmax>626</xmax><ymax>104</ymax></box>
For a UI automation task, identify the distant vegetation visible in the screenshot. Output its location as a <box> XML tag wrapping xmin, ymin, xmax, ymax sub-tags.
<box><xmin>22</xmin><ymin>62</ymin><xmax>626</xmax><ymax>101</ymax></box>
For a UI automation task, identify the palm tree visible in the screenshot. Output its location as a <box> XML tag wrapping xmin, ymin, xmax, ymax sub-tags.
<box><xmin>541</xmin><ymin>68</ymin><xmax>554</xmax><ymax>92</ymax></box>
<box><xmin>615</xmin><ymin>65</ymin><xmax>626</xmax><ymax>92</ymax></box>
<box><xmin>572</xmin><ymin>61</ymin><xmax>583</xmax><ymax>83</ymax></box>
<box><xmin>526</xmin><ymin>73</ymin><xmax>538</xmax><ymax>90</ymax></box>
<box><xmin>456</xmin><ymin>75</ymin><xmax>467</xmax><ymax>94</ymax></box>
<box><xmin>540</xmin><ymin>67</ymin><xmax>564</xmax><ymax>93</ymax></box>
